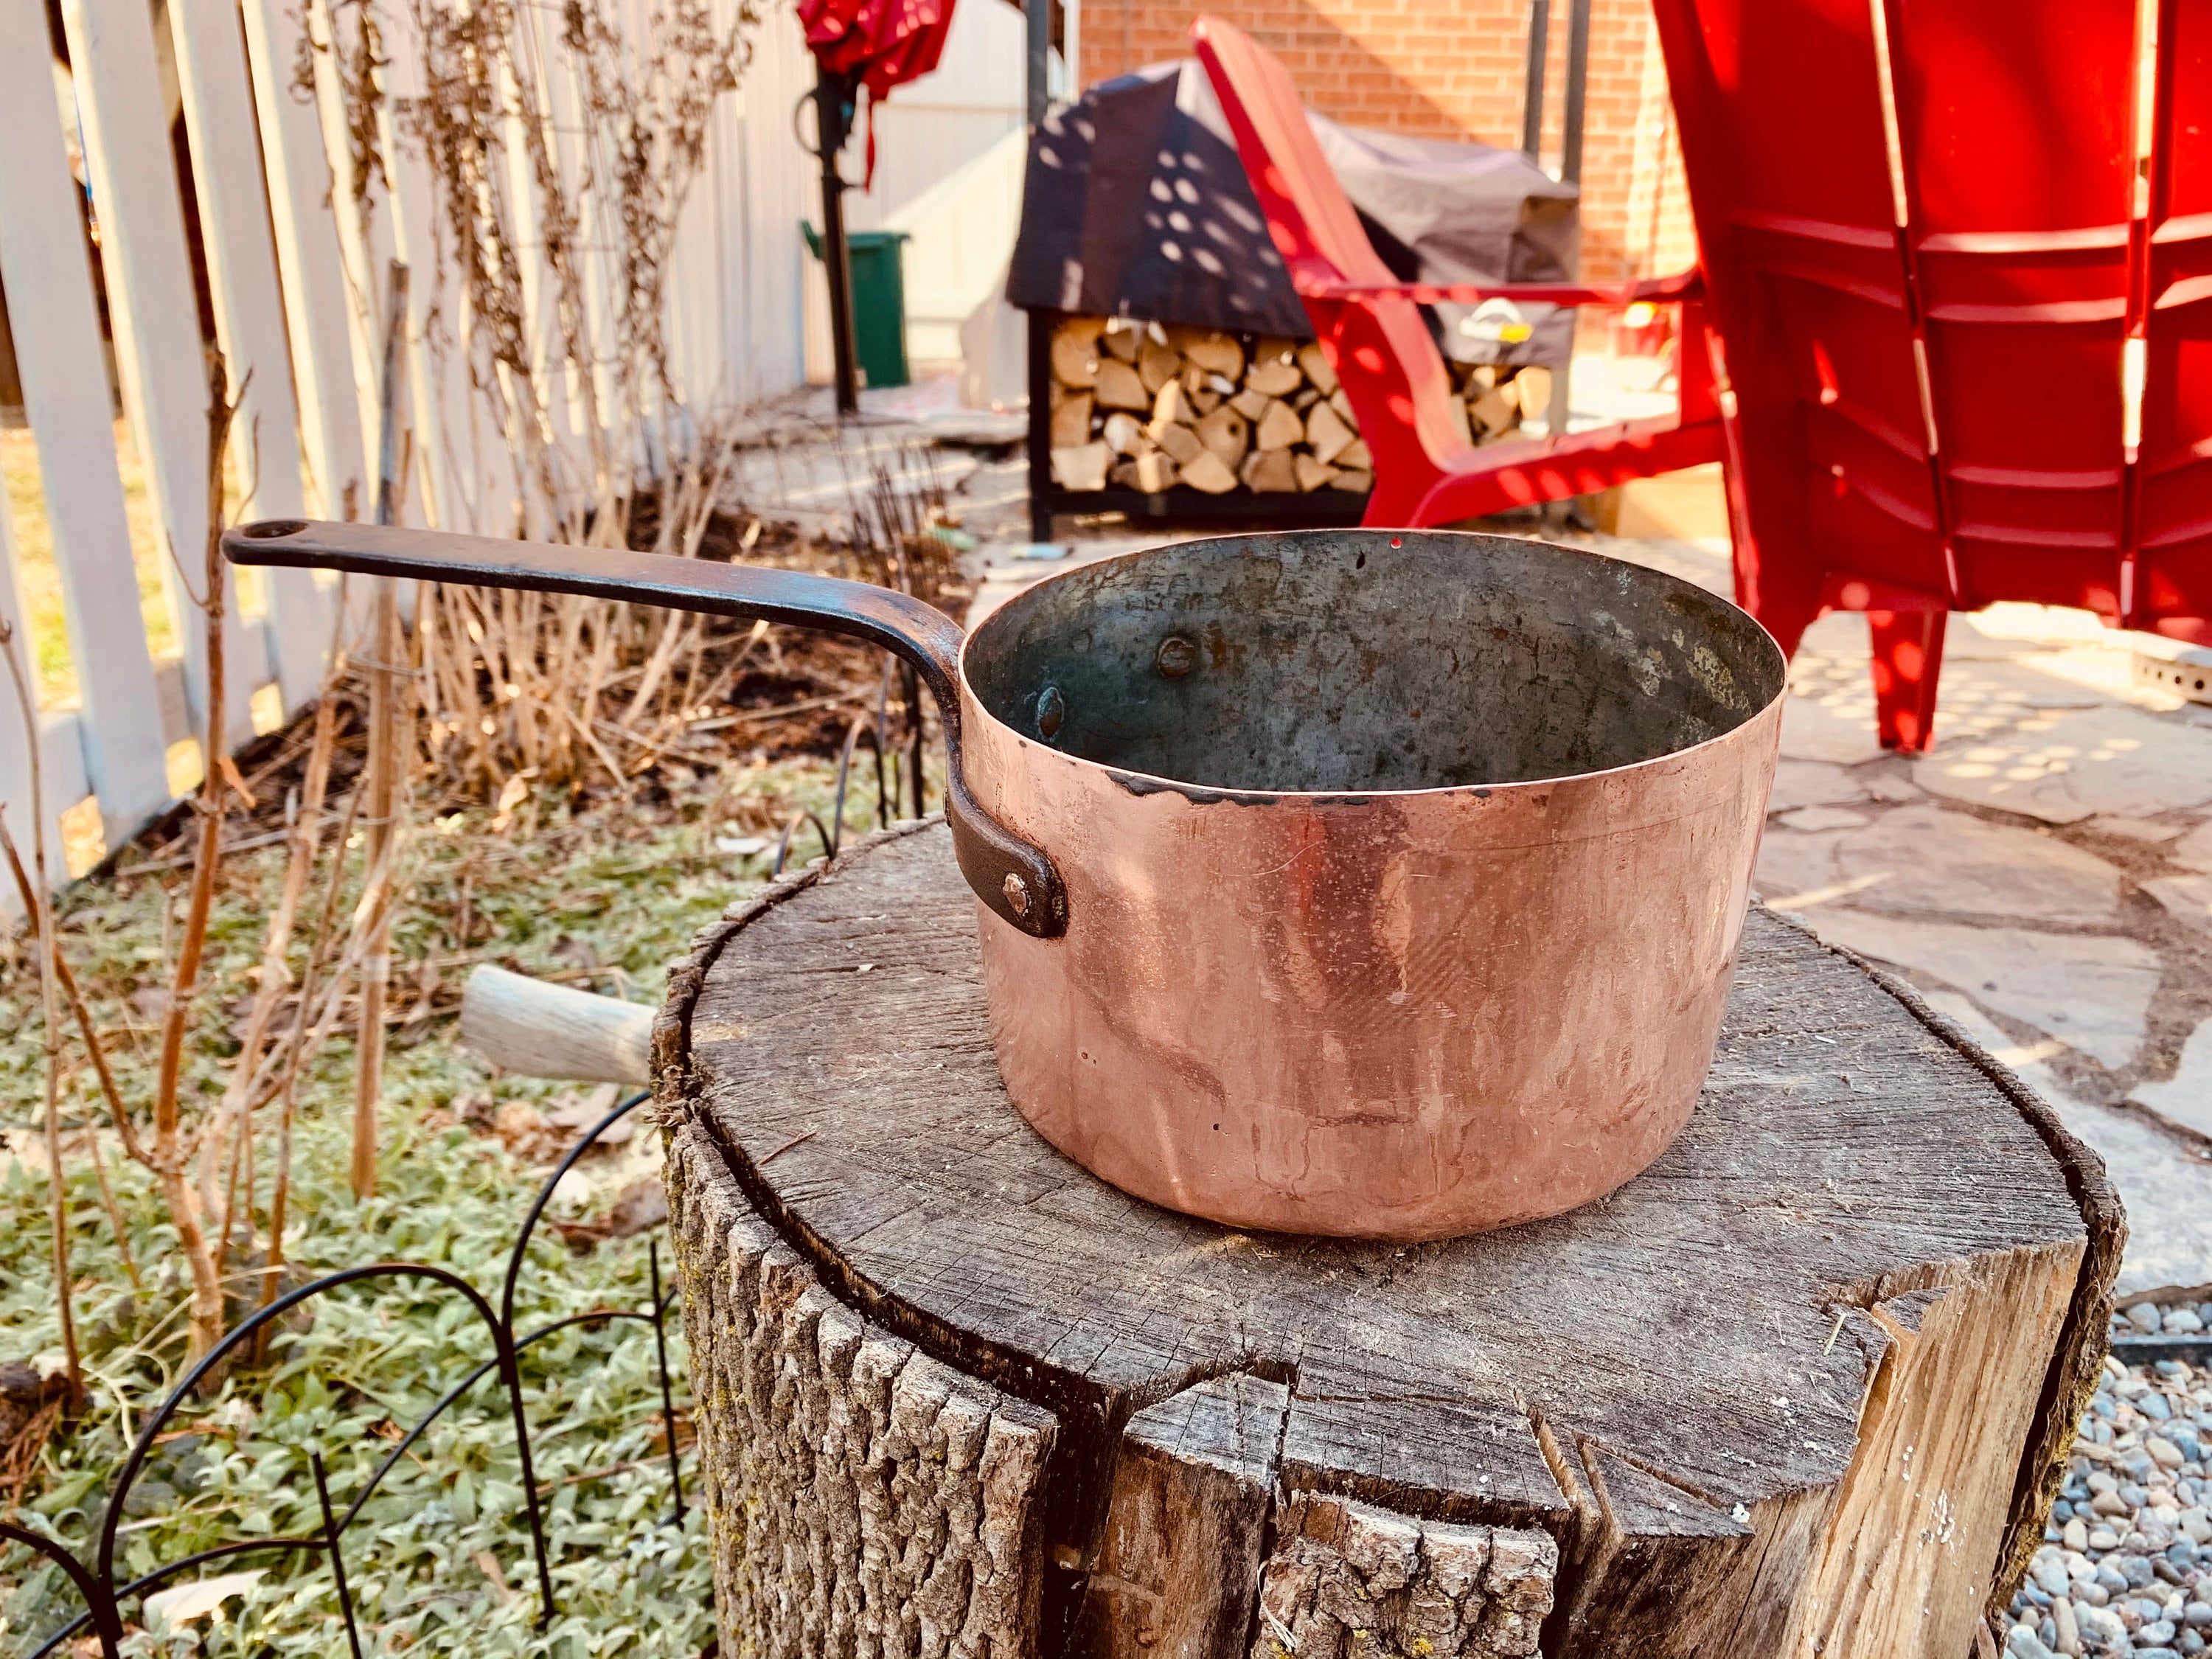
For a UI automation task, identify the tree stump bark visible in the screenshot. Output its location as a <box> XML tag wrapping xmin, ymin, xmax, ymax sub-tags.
<box><xmin>656</xmin><ymin>821</ymin><xmax>2121</xmax><ymax>1659</ymax></box>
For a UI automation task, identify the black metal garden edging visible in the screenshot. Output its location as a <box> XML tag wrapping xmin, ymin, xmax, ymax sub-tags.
<box><xmin>0</xmin><ymin>1090</ymin><xmax>686</xmax><ymax>1658</ymax></box>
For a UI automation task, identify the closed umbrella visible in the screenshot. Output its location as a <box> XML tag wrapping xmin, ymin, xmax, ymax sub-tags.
<box><xmin>797</xmin><ymin>0</ymin><xmax>958</xmax><ymax>411</ymax></box>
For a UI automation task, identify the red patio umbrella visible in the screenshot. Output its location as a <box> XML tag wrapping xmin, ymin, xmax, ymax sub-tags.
<box><xmin>799</xmin><ymin>0</ymin><xmax>956</xmax><ymax>184</ymax></box>
<box><xmin>797</xmin><ymin>0</ymin><xmax>959</xmax><ymax>413</ymax></box>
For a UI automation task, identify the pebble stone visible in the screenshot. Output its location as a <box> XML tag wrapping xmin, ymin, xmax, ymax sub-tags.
<box><xmin>2013</xmin><ymin>1342</ymin><xmax>2212</xmax><ymax>1656</ymax></box>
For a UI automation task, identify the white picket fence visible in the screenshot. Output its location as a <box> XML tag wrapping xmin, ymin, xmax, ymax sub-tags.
<box><xmin>0</xmin><ymin>0</ymin><xmax>847</xmax><ymax>890</ymax></box>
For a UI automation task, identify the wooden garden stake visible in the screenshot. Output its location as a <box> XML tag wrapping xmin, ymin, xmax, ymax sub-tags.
<box><xmin>353</xmin><ymin>260</ymin><xmax>409</xmax><ymax>1202</ymax></box>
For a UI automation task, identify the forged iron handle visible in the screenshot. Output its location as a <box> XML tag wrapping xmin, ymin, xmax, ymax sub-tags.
<box><xmin>223</xmin><ymin>518</ymin><xmax>1067</xmax><ymax>938</ymax></box>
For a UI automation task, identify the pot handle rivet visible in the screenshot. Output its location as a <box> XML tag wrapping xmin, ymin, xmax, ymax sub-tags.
<box><xmin>1036</xmin><ymin>685</ymin><xmax>1065</xmax><ymax>739</ymax></box>
<box><xmin>1155</xmin><ymin>633</ymin><xmax>1197</xmax><ymax>678</ymax></box>
<box><xmin>1001</xmin><ymin>872</ymin><xmax>1032</xmax><ymax>917</ymax></box>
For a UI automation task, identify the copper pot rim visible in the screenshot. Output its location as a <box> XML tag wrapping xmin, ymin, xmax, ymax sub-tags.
<box><xmin>958</xmin><ymin>527</ymin><xmax>1790</xmax><ymax>807</ymax></box>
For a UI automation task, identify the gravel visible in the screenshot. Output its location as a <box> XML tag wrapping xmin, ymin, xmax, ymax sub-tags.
<box><xmin>2006</xmin><ymin>1343</ymin><xmax>2212</xmax><ymax>1656</ymax></box>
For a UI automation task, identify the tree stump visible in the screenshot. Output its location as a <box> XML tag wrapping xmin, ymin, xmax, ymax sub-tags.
<box><xmin>656</xmin><ymin>821</ymin><xmax>2121</xmax><ymax>1659</ymax></box>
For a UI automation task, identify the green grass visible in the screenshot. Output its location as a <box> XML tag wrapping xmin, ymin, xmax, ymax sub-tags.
<box><xmin>1</xmin><ymin>750</ymin><xmax>913</xmax><ymax>1655</ymax></box>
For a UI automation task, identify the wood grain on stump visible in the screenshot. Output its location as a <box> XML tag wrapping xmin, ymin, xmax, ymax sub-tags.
<box><xmin>657</xmin><ymin>821</ymin><xmax>2121</xmax><ymax>1659</ymax></box>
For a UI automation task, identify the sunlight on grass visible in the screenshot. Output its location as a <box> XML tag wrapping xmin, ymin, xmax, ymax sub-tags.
<box><xmin>58</xmin><ymin>794</ymin><xmax>103</xmax><ymax>877</ymax></box>
<box><xmin>166</xmin><ymin>737</ymin><xmax>204</xmax><ymax>799</ymax></box>
<box><xmin>1</xmin><ymin>420</ymin><xmax>184</xmax><ymax>709</ymax></box>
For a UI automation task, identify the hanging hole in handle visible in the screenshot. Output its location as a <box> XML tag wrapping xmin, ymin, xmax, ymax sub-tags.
<box><xmin>239</xmin><ymin>519</ymin><xmax>310</xmax><ymax>540</ymax></box>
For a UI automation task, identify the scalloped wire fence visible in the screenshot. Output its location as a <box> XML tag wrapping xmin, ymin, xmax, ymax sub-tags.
<box><xmin>0</xmin><ymin>1091</ymin><xmax>698</xmax><ymax>1658</ymax></box>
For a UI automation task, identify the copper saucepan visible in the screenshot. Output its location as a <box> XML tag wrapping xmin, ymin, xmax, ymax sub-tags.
<box><xmin>226</xmin><ymin>521</ymin><xmax>1786</xmax><ymax>1240</ymax></box>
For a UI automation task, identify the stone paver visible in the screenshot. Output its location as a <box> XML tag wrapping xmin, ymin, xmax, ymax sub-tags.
<box><xmin>1792</xmin><ymin>909</ymin><xmax>2159</xmax><ymax>1071</ymax></box>
<box><xmin>1758</xmin><ymin>804</ymin><xmax>2124</xmax><ymax>925</ymax></box>
<box><xmin>2177</xmin><ymin>821</ymin><xmax>2212</xmax><ymax>872</ymax></box>
<box><xmin>2146</xmin><ymin>875</ymin><xmax>2212</xmax><ymax>938</ymax></box>
<box><xmin>1922</xmin><ymin>992</ymin><xmax>2212</xmax><ymax>1298</ymax></box>
<box><xmin>1767</xmin><ymin>758</ymin><xmax>1869</xmax><ymax>813</ymax></box>
<box><xmin>1832</xmin><ymin>804</ymin><xmax>2125</xmax><ymax>924</ymax></box>
<box><xmin>1914</xmin><ymin>702</ymin><xmax>2212</xmax><ymax>824</ymax></box>
<box><xmin>2131</xmin><ymin>1018</ymin><xmax>2212</xmax><ymax>1139</ymax></box>
<box><xmin>1778</xmin><ymin>691</ymin><xmax>1889</xmax><ymax>765</ymax></box>
<box><xmin>1773</xmin><ymin>805</ymin><xmax>1868</xmax><ymax>832</ymax></box>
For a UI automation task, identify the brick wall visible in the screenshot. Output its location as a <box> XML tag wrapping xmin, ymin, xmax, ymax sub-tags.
<box><xmin>1078</xmin><ymin>0</ymin><xmax>1695</xmax><ymax>285</ymax></box>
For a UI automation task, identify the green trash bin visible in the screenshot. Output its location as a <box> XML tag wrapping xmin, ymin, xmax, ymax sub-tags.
<box><xmin>802</xmin><ymin>222</ymin><xmax>911</xmax><ymax>391</ymax></box>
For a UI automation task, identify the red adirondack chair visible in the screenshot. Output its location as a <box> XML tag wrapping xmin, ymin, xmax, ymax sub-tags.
<box><xmin>1197</xmin><ymin>5</ymin><xmax>2212</xmax><ymax>751</ymax></box>
<box><xmin>1189</xmin><ymin>17</ymin><xmax>1726</xmax><ymax>532</ymax></box>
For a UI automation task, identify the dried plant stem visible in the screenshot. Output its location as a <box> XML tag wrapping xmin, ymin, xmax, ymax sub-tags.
<box><xmin>255</xmin><ymin>779</ymin><xmax>364</xmax><ymax>1362</ymax></box>
<box><xmin>77</xmin><ymin>1125</ymin><xmax>141</xmax><ymax>1293</ymax></box>
<box><xmin>152</xmin><ymin>354</ymin><xmax>246</xmax><ymax>1363</ymax></box>
<box><xmin>211</xmin><ymin>693</ymin><xmax>340</xmax><ymax>1259</ymax></box>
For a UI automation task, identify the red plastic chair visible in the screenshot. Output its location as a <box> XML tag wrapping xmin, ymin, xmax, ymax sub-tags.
<box><xmin>1190</xmin><ymin>17</ymin><xmax>1727</xmax><ymax>532</ymax></box>
<box><xmin>1200</xmin><ymin>4</ymin><xmax>2212</xmax><ymax>751</ymax></box>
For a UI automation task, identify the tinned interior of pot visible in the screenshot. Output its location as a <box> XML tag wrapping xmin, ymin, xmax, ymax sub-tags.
<box><xmin>964</xmin><ymin>530</ymin><xmax>1788</xmax><ymax>793</ymax></box>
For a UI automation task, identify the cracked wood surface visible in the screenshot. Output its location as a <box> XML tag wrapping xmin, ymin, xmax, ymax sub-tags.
<box><xmin>659</xmin><ymin>821</ymin><xmax>2118</xmax><ymax>1658</ymax></box>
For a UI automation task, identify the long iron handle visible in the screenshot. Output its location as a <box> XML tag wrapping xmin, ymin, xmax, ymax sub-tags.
<box><xmin>223</xmin><ymin>518</ymin><xmax>1067</xmax><ymax>938</ymax></box>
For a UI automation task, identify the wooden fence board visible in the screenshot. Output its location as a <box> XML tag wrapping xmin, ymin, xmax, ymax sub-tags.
<box><xmin>0</xmin><ymin>4</ymin><xmax>170</xmax><ymax>833</ymax></box>
<box><xmin>170</xmin><ymin>0</ymin><xmax>333</xmax><ymax>711</ymax></box>
<box><xmin>239</xmin><ymin>0</ymin><xmax>369</xmax><ymax>525</ymax></box>
<box><xmin>60</xmin><ymin>0</ymin><xmax>255</xmax><ymax>754</ymax></box>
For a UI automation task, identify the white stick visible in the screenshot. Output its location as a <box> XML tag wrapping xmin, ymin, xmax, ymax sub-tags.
<box><xmin>461</xmin><ymin>965</ymin><xmax>653</xmax><ymax>1084</ymax></box>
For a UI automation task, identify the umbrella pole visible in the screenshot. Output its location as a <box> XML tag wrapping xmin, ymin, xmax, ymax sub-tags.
<box><xmin>814</xmin><ymin>69</ymin><xmax>862</xmax><ymax>418</ymax></box>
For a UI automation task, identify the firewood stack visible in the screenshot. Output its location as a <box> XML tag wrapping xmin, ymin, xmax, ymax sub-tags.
<box><xmin>1046</xmin><ymin>315</ymin><xmax>1552</xmax><ymax>501</ymax></box>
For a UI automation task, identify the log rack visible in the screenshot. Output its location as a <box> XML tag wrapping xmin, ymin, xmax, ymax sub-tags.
<box><xmin>656</xmin><ymin>820</ymin><xmax>2120</xmax><ymax>1659</ymax></box>
<box><xmin>1023</xmin><ymin>309</ymin><xmax>1371</xmax><ymax>541</ymax></box>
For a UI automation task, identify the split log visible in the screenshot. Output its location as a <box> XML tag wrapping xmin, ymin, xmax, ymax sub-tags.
<box><xmin>1175</xmin><ymin>327</ymin><xmax>1244</xmax><ymax>379</ymax></box>
<box><xmin>1178</xmin><ymin>449</ymin><xmax>1239</xmax><ymax>493</ymax></box>
<box><xmin>1305</xmin><ymin>400</ymin><xmax>1356</xmax><ymax>465</ymax></box>
<box><xmin>1093</xmin><ymin>358</ymin><xmax>1150</xmax><ymax>412</ymax></box>
<box><xmin>1514</xmin><ymin>365</ymin><xmax>1554</xmax><ymax>422</ymax></box>
<box><xmin>1470</xmin><ymin>383</ymin><xmax>1520</xmax><ymax>437</ymax></box>
<box><xmin>1138</xmin><ymin>336</ymin><xmax>1182</xmax><ymax>394</ymax></box>
<box><xmin>1332</xmin><ymin>466</ymin><xmax>1374</xmax><ymax>493</ymax></box>
<box><xmin>1338</xmin><ymin>437</ymin><xmax>1371</xmax><ymax>470</ymax></box>
<box><xmin>1051</xmin><ymin>319</ymin><xmax>1103</xmax><ymax>388</ymax></box>
<box><xmin>1293</xmin><ymin>453</ymin><xmax>1339</xmax><ymax>491</ymax></box>
<box><xmin>1051</xmin><ymin>441</ymin><xmax>1110</xmax><ymax>491</ymax></box>
<box><xmin>1297</xmin><ymin>340</ymin><xmax>1338</xmax><ymax>394</ymax></box>
<box><xmin>1152</xmin><ymin>421</ymin><xmax>1203</xmax><ymax>467</ymax></box>
<box><xmin>1245</xmin><ymin>345</ymin><xmax>1304</xmax><ymax>397</ymax></box>
<box><xmin>1048</xmin><ymin>392</ymin><xmax>1093</xmax><ymax>449</ymax></box>
<box><xmin>1134</xmin><ymin>451</ymin><xmax>1179</xmax><ymax>493</ymax></box>
<box><xmin>1150</xmin><ymin>379</ymin><xmax>1191</xmax><ymax>431</ymax></box>
<box><xmin>1099</xmin><ymin>320</ymin><xmax>1142</xmax><ymax>362</ymax></box>
<box><xmin>1228</xmin><ymin>388</ymin><xmax>1270</xmax><ymax>421</ymax></box>
<box><xmin>660</xmin><ymin>823</ymin><xmax>2119</xmax><ymax>1659</ymax></box>
<box><xmin>1194</xmin><ymin>405</ymin><xmax>1251</xmax><ymax>470</ymax></box>
<box><xmin>1240</xmin><ymin>446</ymin><xmax>1298</xmax><ymax>492</ymax></box>
<box><xmin>1254</xmin><ymin>398</ymin><xmax>1304</xmax><ymax>451</ymax></box>
<box><xmin>1101</xmin><ymin>411</ymin><xmax>1146</xmax><ymax>455</ymax></box>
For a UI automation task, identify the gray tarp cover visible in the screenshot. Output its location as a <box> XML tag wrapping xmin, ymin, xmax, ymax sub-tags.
<box><xmin>1007</xmin><ymin>58</ymin><xmax>1580</xmax><ymax>367</ymax></box>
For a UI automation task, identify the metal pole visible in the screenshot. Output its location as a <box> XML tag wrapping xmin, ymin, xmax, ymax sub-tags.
<box><xmin>815</xmin><ymin>69</ymin><xmax>861</xmax><ymax>417</ymax></box>
<box><xmin>1026</xmin><ymin>0</ymin><xmax>1050</xmax><ymax>126</ymax></box>
<box><xmin>1025</xmin><ymin>0</ymin><xmax>1054</xmax><ymax>540</ymax></box>
<box><xmin>1561</xmin><ymin>0</ymin><xmax>1593</xmax><ymax>184</ymax></box>
<box><xmin>1520</xmin><ymin>0</ymin><xmax>1550</xmax><ymax>159</ymax></box>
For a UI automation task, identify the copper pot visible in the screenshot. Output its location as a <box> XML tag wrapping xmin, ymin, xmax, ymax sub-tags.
<box><xmin>228</xmin><ymin>521</ymin><xmax>1784</xmax><ymax>1240</ymax></box>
